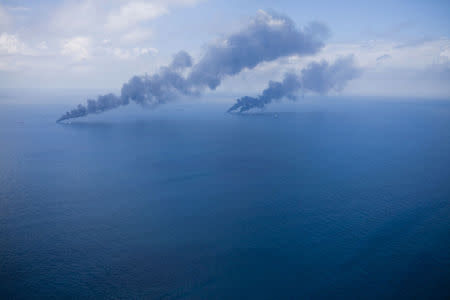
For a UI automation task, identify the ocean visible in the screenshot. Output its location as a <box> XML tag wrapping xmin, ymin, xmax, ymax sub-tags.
<box><xmin>1</xmin><ymin>91</ymin><xmax>449</xmax><ymax>299</ymax></box>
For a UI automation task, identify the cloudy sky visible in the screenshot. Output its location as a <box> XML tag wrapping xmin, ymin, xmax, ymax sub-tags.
<box><xmin>1</xmin><ymin>0</ymin><xmax>449</xmax><ymax>98</ymax></box>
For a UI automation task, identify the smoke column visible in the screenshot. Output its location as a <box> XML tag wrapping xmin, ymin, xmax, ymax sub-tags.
<box><xmin>57</xmin><ymin>10</ymin><xmax>329</xmax><ymax>122</ymax></box>
<box><xmin>57</xmin><ymin>51</ymin><xmax>192</xmax><ymax>122</ymax></box>
<box><xmin>228</xmin><ymin>73</ymin><xmax>301</xmax><ymax>113</ymax></box>
<box><xmin>228</xmin><ymin>56</ymin><xmax>360</xmax><ymax>113</ymax></box>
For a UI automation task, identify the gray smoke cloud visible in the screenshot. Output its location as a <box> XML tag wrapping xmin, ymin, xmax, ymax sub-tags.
<box><xmin>228</xmin><ymin>73</ymin><xmax>301</xmax><ymax>113</ymax></box>
<box><xmin>228</xmin><ymin>56</ymin><xmax>361</xmax><ymax>113</ymax></box>
<box><xmin>187</xmin><ymin>10</ymin><xmax>329</xmax><ymax>90</ymax></box>
<box><xmin>57</xmin><ymin>10</ymin><xmax>329</xmax><ymax>122</ymax></box>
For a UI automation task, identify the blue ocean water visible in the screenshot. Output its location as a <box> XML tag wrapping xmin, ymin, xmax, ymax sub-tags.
<box><xmin>1</xmin><ymin>93</ymin><xmax>450</xmax><ymax>299</ymax></box>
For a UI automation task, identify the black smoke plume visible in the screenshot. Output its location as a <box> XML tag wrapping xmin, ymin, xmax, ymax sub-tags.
<box><xmin>57</xmin><ymin>11</ymin><xmax>329</xmax><ymax>122</ymax></box>
<box><xmin>228</xmin><ymin>73</ymin><xmax>301</xmax><ymax>113</ymax></box>
<box><xmin>228</xmin><ymin>56</ymin><xmax>360</xmax><ymax>113</ymax></box>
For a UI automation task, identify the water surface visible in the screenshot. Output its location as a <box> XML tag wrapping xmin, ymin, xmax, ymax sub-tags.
<box><xmin>1</xmin><ymin>96</ymin><xmax>450</xmax><ymax>299</ymax></box>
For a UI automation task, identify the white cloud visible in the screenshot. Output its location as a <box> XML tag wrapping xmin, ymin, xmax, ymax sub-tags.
<box><xmin>121</xmin><ymin>28</ymin><xmax>153</xmax><ymax>43</ymax></box>
<box><xmin>47</xmin><ymin>0</ymin><xmax>203</xmax><ymax>58</ymax></box>
<box><xmin>110</xmin><ymin>46</ymin><xmax>158</xmax><ymax>59</ymax></box>
<box><xmin>37</xmin><ymin>41</ymin><xmax>49</xmax><ymax>50</ymax></box>
<box><xmin>439</xmin><ymin>40</ymin><xmax>450</xmax><ymax>63</ymax></box>
<box><xmin>50</xmin><ymin>1</ymin><xmax>97</xmax><ymax>35</ymax></box>
<box><xmin>102</xmin><ymin>39</ymin><xmax>112</xmax><ymax>46</ymax></box>
<box><xmin>0</xmin><ymin>33</ymin><xmax>27</xmax><ymax>55</ymax></box>
<box><xmin>61</xmin><ymin>37</ymin><xmax>91</xmax><ymax>61</ymax></box>
<box><xmin>50</xmin><ymin>0</ymin><xmax>203</xmax><ymax>39</ymax></box>
<box><xmin>111</xmin><ymin>47</ymin><xmax>130</xmax><ymax>59</ymax></box>
<box><xmin>134</xmin><ymin>47</ymin><xmax>158</xmax><ymax>55</ymax></box>
<box><xmin>106</xmin><ymin>1</ymin><xmax>168</xmax><ymax>31</ymax></box>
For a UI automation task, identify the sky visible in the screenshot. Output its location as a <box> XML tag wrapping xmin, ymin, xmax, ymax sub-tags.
<box><xmin>0</xmin><ymin>0</ymin><xmax>449</xmax><ymax>98</ymax></box>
